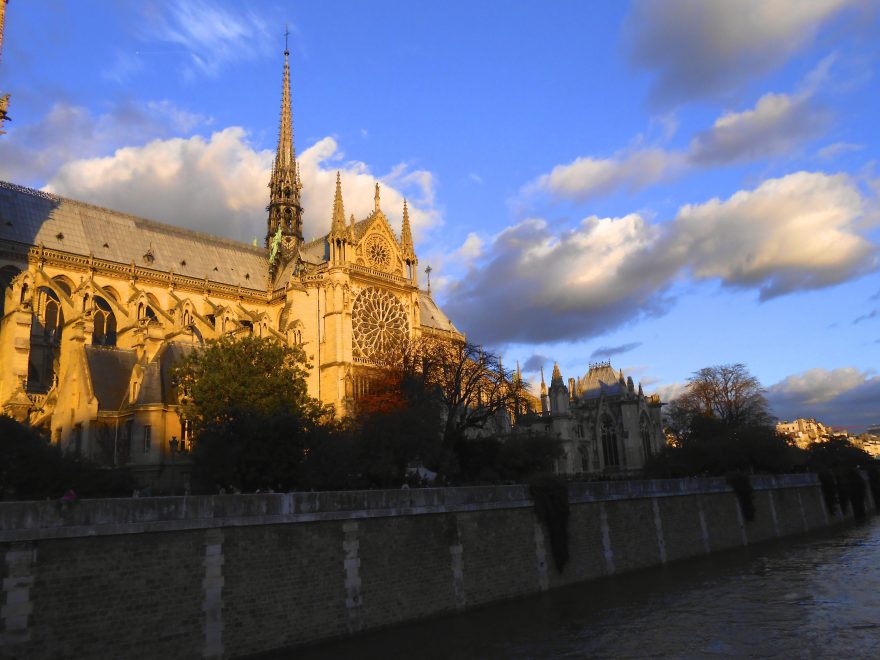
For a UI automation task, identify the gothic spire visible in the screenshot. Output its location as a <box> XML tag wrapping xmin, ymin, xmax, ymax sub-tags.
<box><xmin>266</xmin><ymin>40</ymin><xmax>304</xmax><ymax>267</ymax></box>
<box><xmin>540</xmin><ymin>365</ymin><xmax>547</xmax><ymax>396</ymax></box>
<box><xmin>331</xmin><ymin>171</ymin><xmax>346</xmax><ymax>235</ymax></box>
<box><xmin>551</xmin><ymin>362</ymin><xmax>563</xmax><ymax>387</ymax></box>
<box><xmin>400</xmin><ymin>199</ymin><xmax>415</xmax><ymax>260</ymax></box>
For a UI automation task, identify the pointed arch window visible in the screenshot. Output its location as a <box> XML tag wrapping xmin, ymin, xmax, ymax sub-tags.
<box><xmin>640</xmin><ymin>414</ymin><xmax>653</xmax><ymax>462</ymax></box>
<box><xmin>601</xmin><ymin>415</ymin><xmax>620</xmax><ymax>468</ymax></box>
<box><xmin>92</xmin><ymin>297</ymin><xmax>117</xmax><ymax>346</ymax></box>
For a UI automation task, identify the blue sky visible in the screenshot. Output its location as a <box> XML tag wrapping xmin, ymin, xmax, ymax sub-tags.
<box><xmin>1</xmin><ymin>1</ymin><xmax>879</xmax><ymax>429</ymax></box>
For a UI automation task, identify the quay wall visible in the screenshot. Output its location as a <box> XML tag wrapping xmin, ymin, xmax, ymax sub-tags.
<box><xmin>0</xmin><ymin>474</ymin><xmax>874</xmax><ymax>658</ymax></box>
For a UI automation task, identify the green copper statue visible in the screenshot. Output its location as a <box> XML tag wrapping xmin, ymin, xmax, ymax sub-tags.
<box><xmin>269</xmin><ymin>225</ymin><xmax>282</xmax><ymax>265</ymax></box>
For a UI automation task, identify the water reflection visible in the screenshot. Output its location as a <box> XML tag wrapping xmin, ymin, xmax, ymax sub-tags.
<box><xmin>264</xmin><ymin>518</ymin><xmax>880</xmax><ymax>659</ymax></box>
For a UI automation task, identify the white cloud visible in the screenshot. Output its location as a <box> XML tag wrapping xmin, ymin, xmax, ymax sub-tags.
<box><xmin>0</xmin><ymin>101</ymin><xmax>211</xmax><ymax>184</ymax></box>
<box><xmin>42</xmin><ymin>129</ymin><xmax>441</xmax><ymax>245</ymax></box>
<box><xmin>529</xmin><ymin>149</ymin><xmax>684</xmax><ymax>202</ymax></box>
<box><xmin>528</xmin><ymin>77</ymin><xmax>831</xmax><ymax>203</ymax></box>
<box><xmin>147</xmin><ymin>0</ymin><xmax>275</xmax><ymax>77</ymax></box>
<box><xmin>447</xmin><ymin>171</ymin><xmax>876</xmax><ymax>344</ymax></box>
<box><xmin>625</xmin><ymin>0</ymin><xmax>859</xmax><ymax>104</ymax></box>
<box><xmin>670</xmin><ymin>171</ymin><xmax>874</xmax><ymax>299</ymax></box>
<box><xmin>689</xmin><ymin>91</ymin><xmax>828</xmax><ymax>165</ymax></box>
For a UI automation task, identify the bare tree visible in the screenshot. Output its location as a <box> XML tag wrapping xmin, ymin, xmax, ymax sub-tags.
<box><xmin>379</xmin><ymin>335</ymin><xmax>528</xmax><ymax>456</ymax></box>
<box><xmin>666</xmin><ymin>364</ymin><xmax>774</xmax><ymax>441</ymax></box>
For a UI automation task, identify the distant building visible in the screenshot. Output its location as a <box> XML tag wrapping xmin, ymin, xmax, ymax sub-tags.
<box><xmin>851</xmin><ymin>433</ymin><xmax>880</xmax><ymax>459</ymax></box>
<box><xmin>776</xmin><ymin>418</ymin><xmax>847</xmax><ymax>449</ymax></box>
<box><xmin>516</xmin><ymin>361</ymin><xmax>664</xmax><ymax>476</ymax></box>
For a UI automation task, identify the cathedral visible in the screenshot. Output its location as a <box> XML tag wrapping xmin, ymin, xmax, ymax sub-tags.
<box><xmin>0</xmin><ymin>46</ymin><xmax>460</xmax><ymax>484</ymax></box>
<box><xmin>525</xmin><ymin>361</ymin><xmax>665</xmax><ymax>475</ymax></box>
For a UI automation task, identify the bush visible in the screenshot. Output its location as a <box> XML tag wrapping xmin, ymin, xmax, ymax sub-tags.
<box><xmin>529</xmin><ymin>473</ymin><xmax>569</xmax><ymax>572</ymax></box>
<box><xmin>726</xmin><ymin>472</ymin><xmax>755</xmax><ymax>522</ymax></box>
<box><xmin>0</xmin><ymin>416</ymin><xmax>134</xmax><ymax>500</ymax></box>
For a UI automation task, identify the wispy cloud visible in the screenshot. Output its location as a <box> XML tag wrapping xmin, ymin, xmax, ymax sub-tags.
<box><xmin>148</xmin><ymin>0</ymin><xmax>276</xmax><ymax>77</ymax></box>
<box><xmin>624</xmin><ymin>0</ymin><xmax>860</xmax><ymax>105</ymax></box>
<box><xmin>590</xmin><ymin>343</ymin><xmax>643</xmax><ymax>359</ymax></box>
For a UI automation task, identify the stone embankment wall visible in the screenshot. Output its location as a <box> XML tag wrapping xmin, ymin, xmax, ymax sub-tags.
<box><xmin>0</xmin><ymin>475</ymin><xmax>874</xmax><ymax>659</ymax></box>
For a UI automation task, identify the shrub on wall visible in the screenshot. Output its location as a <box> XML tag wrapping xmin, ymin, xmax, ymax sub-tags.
<box><xmin>529</xmin><ymin>473</ymin><xmax>569</xmax><ymax>572</ymax></box>
<box><xmin>867</xmin><ymin>466</ymin><xmax>880</xmax><ymax>510</ymax></box>
<box><xmin>725</xmin><ymin>472</ymin><xmax>755</xmax><ymax>522</ymax></box>
<box><xmin>817</xmin><ymin>470</ymin><xmax>838</xmax><ymax>515</ymax></box>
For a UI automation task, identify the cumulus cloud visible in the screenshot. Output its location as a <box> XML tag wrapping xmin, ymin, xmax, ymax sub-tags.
<box><xmin>447</xmin><ymin>171</ymin><xmax>875</xmax><ymax>344</ymax></box>
<box><xmin>43</xmin><ymin>129</ymin><xmax>440</xmax><ymax>244</ymax></box>
<box><xmin>590</xmin><ymin>342</ymin><xmax>643</xmax><ymax>360</ymax></box>
<box><xmin>146</xmin><ymin>0</ymin><xmax>275</xmax><ymax>77</ymax></box>
<box><xmin>445</xmin><ymin>213</ymin><xmax>671</xmax><ymax>344</ymax></box>
<box><xmin>528</xmin><ymin>82</ymin><xmax>830</xmax><ymax>202</ymax></box>
<box><xmin>0</xmin><ymin>101</ymin><xmax>210</xmax><ymax>184</ymax></box>
<box><xmin>624</xmin><ymin>0</ymin><xmax>858</xmax><ymax>105</ymax></box>
<box><xmin>529</xmin><ymin>149</ymin><xmax>683</xmax><ymax>202</ymax></box>
<box><xmin>669</xmin><ymin>171</ymin><xmax>874</xmax><ymax>299</ymax></box>
<box><xmin>767</xmin><ymin>367</ymin><xmax>880</xmax><ymax>431</ymax></box>
<box><xmin>689</xmin><ymin>91</ymin><xmax>829</xmax><ymax>165</ymax></box>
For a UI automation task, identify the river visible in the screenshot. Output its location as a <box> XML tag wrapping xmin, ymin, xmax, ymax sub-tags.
<box><xmin>261</xmin><ymin>516</ymin><xmax>880</xmax><ymax>659</ymax></box>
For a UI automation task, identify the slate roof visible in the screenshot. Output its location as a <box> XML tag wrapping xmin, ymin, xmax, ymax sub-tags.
<box><xmin>84</xmin><ymin>346</ymin><xmax>137</xmax><ymax>411</ymax></box>
<box><xmin>420</xmin><ymin>291</ymin><xmax>459</xmax><ymax>334</ymax></box>
<box><xmin>134</xmin><ymin>342</ymin><xmax>194</xmax><ymax>407</ymax></box>
<box><xmin>0</xmin><ymin>181</ymin><xmax>269</xmax><ymax>289</ymax></box>
<box><xmin>576</xmin><ymin>364</ymin><xmax>625</xmax><ymax>399</ymax></box>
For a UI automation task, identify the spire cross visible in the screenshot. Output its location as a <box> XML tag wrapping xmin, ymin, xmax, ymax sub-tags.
<box><xmin>425</xmin><ymin>265</ymin><xmax>432</xmax><ymax>292</ymax></box>
<box><xmin>284</xmin><ymin>24</ymin><xmax>290</xmax><ymax>54</ymax></box>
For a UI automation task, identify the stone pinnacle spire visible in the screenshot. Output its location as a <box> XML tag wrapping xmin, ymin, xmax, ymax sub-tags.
<box><xmin>374</xmin><ymin>182</ymin><xmax>381</xmax><ymax>213</ymax></box>
<box><xmin>551</xmin><ymin>362</ymin><xmax>563</xmax><ymax>386</ymax></box>
<box><xmin>331</xmin><ymin>171</ymin><xmax>346</xmax><ymax>235</ymax></box>
<box><xmin>266</xmin><ymin>39</ymin><xmax>304</xmax><ymax>268</ymax></box>
<box><xmin>540</xmin><ymin>365</ymin><xmax>547</xmax><ymax>396</ymax></box>
<box><xmin>400</xmin><ymin>199</ymin><xmax>415</xmax><ymax>259</ymax></box>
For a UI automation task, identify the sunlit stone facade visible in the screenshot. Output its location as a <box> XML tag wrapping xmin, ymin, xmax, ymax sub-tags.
<box><xmin>0</xmin><ymin>49</ymin><xmax>460</xmax><ymax>484</ymax></box>
<box><xmin>519</xmin><ymin>361</ymin><xmax>664</xmax><ymax>475</ymax></box>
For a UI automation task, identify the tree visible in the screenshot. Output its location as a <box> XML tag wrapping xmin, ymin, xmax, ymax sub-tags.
<box><xmin>0</xmin><ymin>416</ymin><xmax>133</xmax><ymax>500</ymax></box>
<box><xmin>380</xmin><ymin>336</ymin><xmax>529</xmax><ymax>471</ymax></box>
<box><xmin>666</xmin><ymin>363</ymin><xmax>774</xmax><ymax>444</ymax></box>
<box><xmin>649</xmin><ymin>363</ymin><xmax>798</xmax><ymax>478</ymax></box>
<box><xmin>172</xmin><ymin>335</ymin><xmax>334</xmax><ymax>491</ymax></box>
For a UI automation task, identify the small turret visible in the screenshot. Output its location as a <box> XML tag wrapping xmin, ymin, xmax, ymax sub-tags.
<box><xmin>328</xmin><ymin>172</ymin><xmax>349</xmax><ymax>264</ymax></box>
<box><xmin>400</xmin><ymin>200</ymin><xmax>418</xmax><ymax>283</ymax></box>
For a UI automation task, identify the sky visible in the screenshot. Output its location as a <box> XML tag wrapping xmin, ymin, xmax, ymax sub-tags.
<box><xmin>1</xmin><ymin>0</ymin><xmax>879</xmax><ymax>430</ymax></box>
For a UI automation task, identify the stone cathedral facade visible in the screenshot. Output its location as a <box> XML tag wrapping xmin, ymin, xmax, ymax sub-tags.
<box><xmin>0</xmin><ymin>48</ymin><xmax>460</xmax><ymax>484</ymax></box>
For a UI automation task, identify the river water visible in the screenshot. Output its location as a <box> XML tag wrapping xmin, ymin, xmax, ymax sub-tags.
<box><xmin>279</xmin><ymin>517</ymin><xmax>880</xmax><ymax>659</ymax></box>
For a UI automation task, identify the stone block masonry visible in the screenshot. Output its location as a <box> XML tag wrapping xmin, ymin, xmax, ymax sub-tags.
<box><xmin>0</xmin><ymin>474</ymin><xmax>872</xmax><ymax>659</ymax></box>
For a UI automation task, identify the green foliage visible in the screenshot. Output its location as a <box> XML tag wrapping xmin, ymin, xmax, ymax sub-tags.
<box><xmin>172</xmin><ymin>336</ymin><xmax>335</xmax><ymax>493</ymax></box>
<box><xmin>529</xmin><ymin>473</ymin><xmax>570</xmax><ymax>572</ymax></box>
<box><xmin>645</xmin><ymin>422</ymin><xmax>801</xmax><ymax>478</ymax></box>
<box><xmin>725</xmin><ymin>472</ymin><xmax>755</xmax><ymax>522</ymax></box>
<box><xmin>173</xmin><ymin>335</ymin><xmax>326</xmax><ymax>435</ymax></box>
<box><xmin>805</xmin><ymin>438</ymin><xmax>874</xmax><ymax>471</ymax></box>
<box><xmin>457</xmin><ymin>434</ymin><xmax>562</xmax><ymax>484</ymax></box>
<box><xmin>0</xmin><ymin>416</ymin><xmax>133</xmax><ymax>500</ymax></box>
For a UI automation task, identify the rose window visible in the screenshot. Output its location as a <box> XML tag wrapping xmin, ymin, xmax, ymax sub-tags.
<box><xmin>352</xmin><ymin>287</ymin><xmax>408</xmax><ymax>359</ymax></box>
<box><xmin>365</xmin><ymin>234</ymin><xmax>392</xmax><ymax>270</ymax></box>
